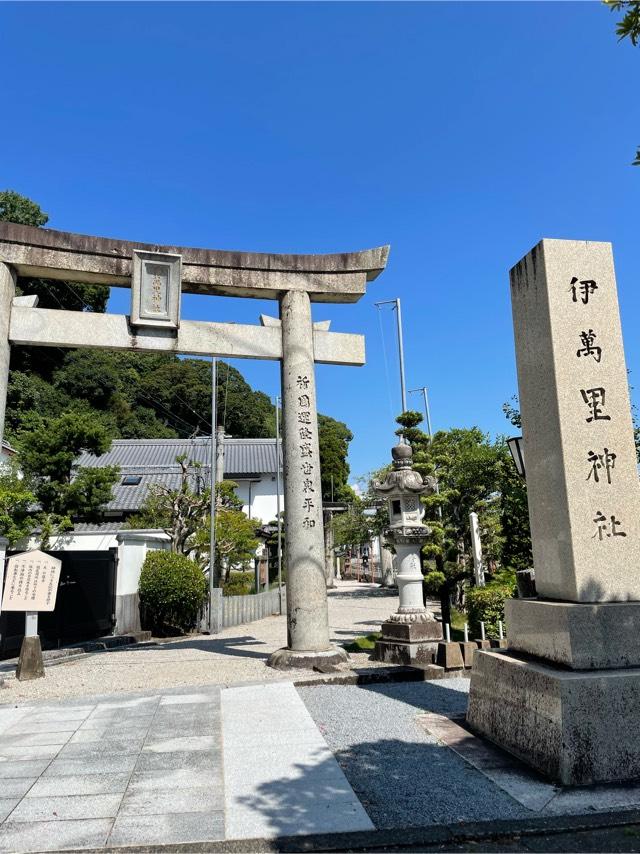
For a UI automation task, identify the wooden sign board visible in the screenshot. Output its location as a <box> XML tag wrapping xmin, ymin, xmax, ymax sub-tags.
<box><xmin>1</xmin><ymin>550</ymin><xmax>61</xmax><ymax>612</ymax></box>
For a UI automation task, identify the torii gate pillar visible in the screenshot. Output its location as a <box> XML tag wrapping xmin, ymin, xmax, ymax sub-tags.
<box><xmin>268</xmin><ymin>290</ymin><xmax>347</xmax><ymax>669</ymax></box>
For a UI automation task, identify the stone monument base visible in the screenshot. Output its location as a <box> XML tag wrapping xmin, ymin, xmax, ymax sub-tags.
<box><xmin>467</xmin><ymin>649</ymin><xmax>640</xmax><ymax>785</ymax></box>
<box><xmin>506</xmin><ymin>598</ymin><xmax>640</xmax><ymax>669</ymax></box>
<box><xmin>267</xmin><ymin>645</ymin><xmax>349</xmax><ymax>671</ymax></box>
<box><xmin>374</xmin><ymin>619</ymin><xmax>442</xmax><ymax>667</ymax></box>
<box><xmin>16</xmin><ymin>636</ymin><xmax>45</xmax><ymax>681</ymax></box>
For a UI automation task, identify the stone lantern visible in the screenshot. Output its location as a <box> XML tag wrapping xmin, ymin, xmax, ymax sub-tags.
<box><xmin>372</xmin><ymin>443</ymin><xmax>442</xmax><ymax>666</ymax></box>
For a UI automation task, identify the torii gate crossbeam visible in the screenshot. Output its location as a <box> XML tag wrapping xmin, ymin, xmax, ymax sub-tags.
<box><xmin>0</xmin><ymin>222</ymin><xmax>390</xmax><ymax>671</ymax></box>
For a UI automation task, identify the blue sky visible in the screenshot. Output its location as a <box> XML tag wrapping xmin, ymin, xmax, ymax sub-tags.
<box><xmin>1</xmin><ymin>2</ymin><xmax>638</xmax><ymax>482</ymax></box>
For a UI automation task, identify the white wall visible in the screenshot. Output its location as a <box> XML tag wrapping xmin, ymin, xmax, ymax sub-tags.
<box><xmin>231</xmin><ymin>475</ymin><xmax>284</xmax><ymax>524</ymax></box>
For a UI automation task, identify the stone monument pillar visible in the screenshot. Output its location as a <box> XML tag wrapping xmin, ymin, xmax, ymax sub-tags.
<box><xmin>469</xmin><ymin>512</ymin><xmax>485</xmax><ymax>587</ymax></box>
<box><xmin>467</xmin><ymin>238</ymin><xmax>640</xmax><ymax>785</ymax></box>
<box><xmin>373</xmin><ymin>444</ymin><xmax>441</xmax><ymax>665</ymax></box>
<box><xmin>268</xmin><ymin>290</ymin><xmax>348</xmax><ymax>670</ymax></box>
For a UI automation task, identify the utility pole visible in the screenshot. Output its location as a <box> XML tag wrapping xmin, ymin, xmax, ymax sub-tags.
<box><xmin>375</xmin><ymin>298</ymin><xmax>407</xmax><ymax>414</ymax></box>
<box><xmin>409</xmin><ymin>387</ymin><xmax>433</xmax><ymax>440</ymax></box>
<box><xmin>209</xmin><ymin>357</ymin><xmax>218</xmax><ymax>632</ymax></box>
<box><xmin>275</xmin><ymin>395</ymin><xmax>283</xmax><ymax>612</ymax></box>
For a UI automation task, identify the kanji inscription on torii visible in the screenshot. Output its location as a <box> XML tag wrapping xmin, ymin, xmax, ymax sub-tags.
<box><xmin>1</xmin><ymin>549</ymin><xmax>61</xmax><ymax>612</ymax></box>
<box><xmin>510</xmin><ymin>239</ymin><xmax>640</xmax><ymax>602</ymax></box>
<box><xmin>131</xmin><ymin>250</ymin><xmax>182</xmax><ymax>329</ymax></box>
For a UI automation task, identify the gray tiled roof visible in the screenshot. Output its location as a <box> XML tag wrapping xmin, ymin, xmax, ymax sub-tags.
<box><xmin>75</xmin><ymin>437</ymin><xmax>281</xmax><ymax>513</ymax></box>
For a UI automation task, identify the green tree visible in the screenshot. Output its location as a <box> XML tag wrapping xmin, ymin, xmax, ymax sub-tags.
<box><xmin>0</xmin><ymin>189</ymin><xmax>109</xmax><ymax>313</ymax></box>
<box><xmin>0</xmin><ymin>461</ymin><xmax>36</xmax><ymax>546</ymax></box>
<box><xmin>318</xmin><ymin>414</ymin><xmax>353</xmax><ymax>501</ymax></box>
<box><xmin>395</xmin><ymin>411</ymin><xmax>505</xmax><ymax>626</ymax></box>
<box><xmin>604</xmin><ymin>1</ymin><xmax>640</xmax><ymax>164</ymax></box>
<box><xmin>15</xmin><ymin>411</ymin><xmax>118</xmax><ymax>538</ymax></box>
<box><xmin>128</xmin><ymin>455</ymin><xmax>210</xmax><ymax>556</ymax></box>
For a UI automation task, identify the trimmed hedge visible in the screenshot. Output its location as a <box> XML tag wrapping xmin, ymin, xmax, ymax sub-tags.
<box><xmin>465</xmin><ymin>576</ymin><xmax>516</xmax><ymax>639</ymax></box>
<box><xmin>139</xmin><ymin>550</ymin><xmax>207</xmax><ymax>636</ymax></box>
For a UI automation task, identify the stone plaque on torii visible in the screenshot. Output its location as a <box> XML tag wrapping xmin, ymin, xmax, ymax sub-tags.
<box><xmin>0</xmin><ymin>221</ymin><xmax>389</xmax><ymax>670</ymax></box>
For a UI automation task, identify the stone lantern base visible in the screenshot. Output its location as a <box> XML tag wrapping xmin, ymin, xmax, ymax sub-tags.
<box><xmin>374</xmin><ymin>616</ymin><xmax>442</xmax><ymax>667</ymax></box>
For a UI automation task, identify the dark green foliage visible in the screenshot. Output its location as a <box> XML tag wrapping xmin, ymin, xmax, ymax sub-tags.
<box><xmin>317</xmin><ymin>414</ymin><xmax>352</xmax><ymax>501</ymax></box>
<box><xmin>223</xmin><ymin>571</ymin><xmax>255</xmax><ymax>597</ymax></box>
<box><xmin>0</xmin><ymin>190</ymin><xmax>109</xmax><ymax>317</ymax></box>
<box><xmin>498</xmin><ymin>444</ymin><xmax>533</xmax><ymax>572</ymax></box>
<box><xmin>606</xmin><ymin>0</ymin><xmax>640</xmax><ymax>45</ymax></box>
<box><xmin>465</xmin><ymin>575</ymin><xmax>516</xmax><ymax>639</ymax></box>
<box><xmin>423</xmin><ymin>570</ymin><xmax>446</xmax><ymax>598</ymax></box>
<box><xmin>15</xmin><ymin>411</ymin><xmax>118</xmax><ymax>531</ymax></box>
<box><xmin>0</xmin><ymin>462</ymin><xmax>36</xmax><ymax>546</ymax></box>
<box><xmin>603</xmin><ymin>2</ymin><xmax>640</xmax><ymax>163</ymax></box>
<box><xmin>139</xmin><ymin>550</ymin><xmax>207</xmax><ymax>635</ymax></box>
<box><xmin>0</xmin><ymin>190</ymin><xmax>48</xmax><ymax>227</ymax></box>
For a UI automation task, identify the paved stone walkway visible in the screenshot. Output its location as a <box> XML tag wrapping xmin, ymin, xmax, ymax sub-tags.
<box><xmin>0</xmin><ymin>580</ymin><xmax>405</xmax><ymax>705</ymax></box>
<box><xmin>0</xmin><ymin>682</ymin><xmax>375</xmax><ymax>852</ymax></box>
<box><xmin>3</xmin><ymin>679</ymin><xmax>640</xmax><ymax>851</ymax></box>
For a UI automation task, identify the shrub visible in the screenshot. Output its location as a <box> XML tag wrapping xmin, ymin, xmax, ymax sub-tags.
<box><xmin>465</xmin><ymin>577</ymin><xmax>516</xmax><ymax>639</ymax></box>
<box><xmin>223</xmin><ymin>571</ymin><xmax>255</xmax><ymax>597</ymax></box>
<box><xmin>423</xmin><ymin>570</ymin><xmax>446</xmax><ymax>598</ymax></box>
<box><xmin>139</xmin><ymin>550</ymin><xmax>207</xmax><ymax>636</ymax></box>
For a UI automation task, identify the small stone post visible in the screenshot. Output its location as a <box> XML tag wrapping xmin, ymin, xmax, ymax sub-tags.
<box><xmin>467</xmin><ymin>238</ymin><xmax>640</xmax><ymax>785</ymax></box>
<box><xmin>373</xmin><ymin>444</ymin><xmax>441</xmax><ymax>666</ymax></box>
<box><xmin>323</xmin><ymin>508</ymin><xmax>336</xmax><ymax>589</ymax></box>
<box><xmin>268</xmin><ymin>290</ymin><xmax>347</xmax><ymax>670</ymax></box>
<box><xmin>469</xmin><ymin>512</ymin><xmax>485</xmax><ymax>587</ymax></box>
<box><xmin>215</xmin><ymin>426</ymin><xmax>225</xmax><ymax>487</ymax></box>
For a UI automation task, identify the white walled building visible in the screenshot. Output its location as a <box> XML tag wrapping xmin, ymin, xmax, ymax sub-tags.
<box><xmin>76</xmin><ymin>436</ymin><xmax>284</xmax><ymax>525</ymax></box>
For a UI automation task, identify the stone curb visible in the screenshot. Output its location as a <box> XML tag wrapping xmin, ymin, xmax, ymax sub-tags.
<box><xmin>50</xmin><ymin>807</ymin><xmax>640</xmax><ymax>853</ymax></box>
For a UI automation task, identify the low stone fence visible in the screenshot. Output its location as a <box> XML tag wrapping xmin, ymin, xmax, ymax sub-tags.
<box><xmin>207</xmin><ymin>586</ymin><xmax>286</xmax><ymax>633</ymax></box>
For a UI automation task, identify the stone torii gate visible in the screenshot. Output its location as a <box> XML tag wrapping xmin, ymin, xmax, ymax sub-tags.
<box><xmin>0</xmin><ymin>221</ymin><xmax>389</xmax><ymax>670</ymax></box>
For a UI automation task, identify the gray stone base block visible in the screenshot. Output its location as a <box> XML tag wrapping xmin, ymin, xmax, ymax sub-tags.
<box><xmin>467</xmin><ymin>649</ymin><xmax>640</xmax><ymax>785</ymax></box>
<box><xmin>267</xmin><ymin>645</ymin><xmax>349</xmax><ymax>671</ymax></box>
<box><xmin>381</xmin><ymin>619</ymin><xmax>442</xmax><ymax>643</ymax></box>
<box><xmin>16</xmin><ymin>636</ymin><xmax>45</xmax><ymax>681</ymax></box>
<box><xmin>373</xmin><ymin>638</ymin><xmax>439</xmax><ymax>666</ymax></box>
<box><xmin>435</xmin><ymin>642</ymin><xmax>465</xmax><ymax>670</ymax></box>
<box><xmin>506</xmin><ymin>598</ymin><xmax>640</xmax><ymax>669</ymax></box>
<box><xmin>459</xmin><ymin>641</ymin><xmax>478</xmax><ymax>668</ymax></box>
<box><xmin>373</xmin><ymin>617</ymin><xmax>442</xmax><ymax>666</ymax></box>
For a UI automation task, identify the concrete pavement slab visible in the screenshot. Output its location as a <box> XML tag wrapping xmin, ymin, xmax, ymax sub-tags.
<box><xmin>68</xmin><ymin>724</ymin><xmax>150</xmax><ymax>743</ymax></box>
<box><xmin>142</xmin><ymin>735</ymin><xmax>217</xmax><ymax>752</ymax></box>
<box><xmin>26</xmin><ymin>773</ymin><xmax>130</xmax><ymax>798</ymax></box>
<box><xmin>44</xmin><ymin>754</ymin><xmax>138</xmax><ymax>777</ymax></box>
<box><xmin>119</xmin><ymin>786</ymin><xmax>223</xmax><ymax>815</ymax></box>
<box><xmin>107</xmin><ymin>811</ymin><xmax>224</xmax><ymax>846</ymax></box>
<box><xmin>0</xmin><ymin>730</ymin><xmax>72</xmax><ymax>747</ymax></box>
<box><xmin>57</xmin><ymin>736</ymin><xmax>146</xmax><ymax>758</ymax></box>
<box><xmin>0</xmin><ymin>800</ymin><xmax>19</xmax><ymax>823</ymax></box>
<box><xmin>133</xmin><ymin>748</ymin><xmax>219</xmax><ymax>773</ymax></box>
<box><xmin>0</xmin><ymin>817</ymin><xmax>113</xmax><ymax>853</ymax></box>
<box><xmin>7</xmin><ymin>793</ymin><xmax>122</xmax><ymax>822</ymax></box>
<box><xmin>222</xmin><ymin>682</ymin><xmax>373</xmax><ymax>840</ymax></box>
<box><xmin>0</xmin><ymin>780</ymin><xmax>36</xmax><ymax>799</ymax></box>
<box><xmin>0</xmin><ymin>744</ymin><xmax>61</xmax><ymax>761</ymax></box>
<box><xmin>0</xmin><ymin>759</ymin><xmax>50</xmax><ymax>779</ymax></box>
<box><xmin>127</xmin><ymin>768</ymin><xmax>213</xmax><ymax>792</ymax></box>
<box><xmin>4</xmin><ymin>720</ymin><xmax>80</xmax><ymax>735</ymax></box>
<box><xmin>159</xmin><ymin>692</ymin><xmax>214</xmax><ymax>705</ymax></box>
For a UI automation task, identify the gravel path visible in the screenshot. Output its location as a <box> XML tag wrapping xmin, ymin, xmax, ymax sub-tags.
<box><xmin>298</xmin><ymin>680</ymin><xmax>532</xmax><ymax>828</ymax></box>
<box><xmin>0</xmin><ymin>581</ymin><xmax>408</xmax><ymax>705</ymax></box>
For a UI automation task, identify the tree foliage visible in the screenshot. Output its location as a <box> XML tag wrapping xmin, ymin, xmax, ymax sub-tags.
<box><xmin>14</xmin><ymin>412</ymin><xmax>119</xmax><ymax>541</ymax></box>
<box><xmin>0</xmin><ymin>462</ymin><xmax>36</xmax><ymax>546</ymax></box>
<box><xmin>604</xmin><ymin>1</ymin><xmax>640</xmax><ymax>164</ymax></box>
<box><xmin>394</xmin><ymin>410</ymin><xmax>530</xmax><ymax>624</ymax></box>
